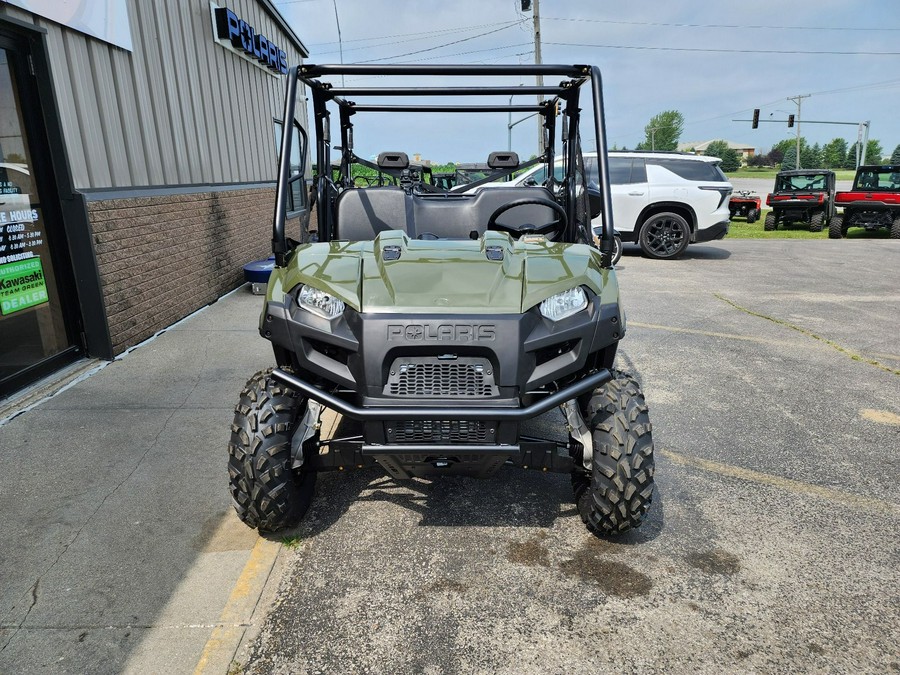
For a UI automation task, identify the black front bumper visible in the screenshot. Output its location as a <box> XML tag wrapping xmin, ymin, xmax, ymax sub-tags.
<box><xmin>271</xmin><ymin>367</ymin><xmax>611</xmax><ymax>421</ymax></box>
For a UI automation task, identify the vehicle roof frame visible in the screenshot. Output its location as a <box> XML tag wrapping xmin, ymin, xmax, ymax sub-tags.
<box><xmin>272</xmin><ymin>63</ymin><xmax>616</xmax><ymax>267</ymax></box>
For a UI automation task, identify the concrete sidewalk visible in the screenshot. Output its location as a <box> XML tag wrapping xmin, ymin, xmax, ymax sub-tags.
<box><xmin>0</xmin><ymin>287</ymin><xmax>283</xmax><ymax>674</ymax></box>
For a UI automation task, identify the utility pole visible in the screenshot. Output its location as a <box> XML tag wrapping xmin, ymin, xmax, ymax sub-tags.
<box><xmin>532</xmin><ymin>0</ymin><xmax>544</xmax><ymax>155</ymax></box>
<box><xmin>786</xmin><ymin>94</ymin><xmax>810</xmax><ymax>168</ymax></box>
<box><xmin>647</xmin><ymin>126</ymin><xmax>669</xmax><ymax>151</ymax></box>
<box><xmin>858</xmin><ymin>120</ymin><xmax>871</xmax><ymax>166</ymax></box>
<box><xmin>331</xmin><ymin>0</ymin><xmax>344</xmax><ymax>87</ymax></box>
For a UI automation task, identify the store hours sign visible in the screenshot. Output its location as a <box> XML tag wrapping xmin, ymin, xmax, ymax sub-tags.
<box><xmin>210</xmin><ymin>3</ymin><xmax>288</xmax><ymax>75</ymax></box>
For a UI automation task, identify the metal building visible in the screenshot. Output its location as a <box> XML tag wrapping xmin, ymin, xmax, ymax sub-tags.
<box><xmin>0</xmin><ymin>0</ymin><xmax>309</xmax><ymax>399</ymax></box>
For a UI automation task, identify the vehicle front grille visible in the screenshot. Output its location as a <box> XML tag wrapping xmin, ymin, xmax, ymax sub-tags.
<box><xmin>384</xmin><ymin>357</ymin><xmax>497</xmax><ymax>398</ymax></box>
<box><xmin>386</xmin><ymin>419</ymin><xmax>495</xmax><ymax>444</ymax></box>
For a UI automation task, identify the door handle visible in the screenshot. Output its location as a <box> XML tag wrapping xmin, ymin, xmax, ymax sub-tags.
<box><xmin>628</xmin><ymin>191</ymin><xmax>644</xmax><ymax>196</ymax></box>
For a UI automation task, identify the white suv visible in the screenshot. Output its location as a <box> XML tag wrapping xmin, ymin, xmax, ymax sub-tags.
<box><xmin>512</xmin><ymin>152</ymin><xmax>733</xmax><ymax>260</ymax></box>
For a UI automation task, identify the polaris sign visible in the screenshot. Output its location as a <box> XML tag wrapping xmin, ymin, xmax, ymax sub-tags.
<box><xmin>211</xmin><ymin>3</ymin><xmax>287</xmax><ymax>75</ymax></box>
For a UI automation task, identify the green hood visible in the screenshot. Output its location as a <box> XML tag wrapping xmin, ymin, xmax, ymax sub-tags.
<box><xmin>267</xmin><ymin>230</ymin><xmax>616</xmax><ymax>314</ymax></box>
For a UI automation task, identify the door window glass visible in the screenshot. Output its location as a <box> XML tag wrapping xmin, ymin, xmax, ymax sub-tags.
<box><xmin>0</xmin><ymin>47</ymin><xmax>72</xmax><ymax>391</ymax></box>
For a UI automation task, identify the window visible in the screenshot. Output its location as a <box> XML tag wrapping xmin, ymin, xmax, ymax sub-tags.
<box><xmin>523</xmin><ymin>162</ymin><xmax>565</xmax><ymax>186</ymax></box>
<box><xmin>854</xmin><ymin>169</ymin><xmax>900</xmax><ymax>191</ymax></box>
<box><xmin>608</xmin><ymin>157</ymin><xmax>632</xmax><ymax>185</ymax></box>
<box><xmin>650</xmin><ymin>158</ymin><xmax>726</xmax><ymax>182</ymax></box>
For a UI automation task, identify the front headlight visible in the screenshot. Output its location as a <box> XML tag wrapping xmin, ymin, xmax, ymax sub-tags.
<box><xmin>298</xmin><ymin>285</ymin><xmax>345</xmax><ymax>319</ymax></box>
<box><xmin>539</xmin><ymin>287</ymin><xmax>588</xmax><ymax>321</ymax></box>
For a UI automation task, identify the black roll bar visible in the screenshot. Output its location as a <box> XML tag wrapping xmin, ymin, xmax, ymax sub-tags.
<box><xmin>271</xmin><ymin>63</ymin><xmax>615</xmax><ymax>268</ymax></box>
<box><xmin>347</xmin><ymin>104</ymin><xmax>547</xmax><ymax>113</ymax></box>
<box><xmin>300</xmin><ymin>63</ymin><xmax>588</xmax><ymax>78</ymax></box>
<box><xmin>590</xmin><ymin>66</ymin><xmax>615</xmax><ymax>262</ymax></box>
<box><xmin>326</xmin><ymin>86</ymin><xmax>568</xmax><ymax>97</ymax></box>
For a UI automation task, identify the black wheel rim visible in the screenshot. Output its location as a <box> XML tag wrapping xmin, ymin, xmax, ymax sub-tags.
<box><xmin>645</xmin><ymin>217</ymin><xmax>685</xmax><ymax>256</ymax></box>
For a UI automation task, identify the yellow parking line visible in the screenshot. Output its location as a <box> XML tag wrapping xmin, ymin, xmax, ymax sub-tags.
<box><xmin>661</xmin><ymin>448</ymin><xmax>900</xmax><ymax>516</ymax></box>
<box><xmin>193</xmin><ymin>536</ymin><xmax>281</xmax><ymax>674</ymax></box>
<box><xmin>861</xmin><ymin>409</ymin><xmax>900</xmax><ymax>426</ymax></box>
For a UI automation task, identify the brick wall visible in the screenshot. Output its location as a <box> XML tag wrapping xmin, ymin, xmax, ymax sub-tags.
<box><xmin>87</xmin><ymin>186</ymin><xmax>274</xmax><ymax>355</ymax></box>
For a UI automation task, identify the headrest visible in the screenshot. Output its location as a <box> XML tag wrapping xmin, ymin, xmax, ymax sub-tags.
<box><xmin>377</xmin><ymin>152</ymin><xmax>409</xmax><ymax>169</ymax></box>
<box><xmin>487</xmin><ymin>151</ymin><xmax>519</xmax><ymax>169</ymax></box>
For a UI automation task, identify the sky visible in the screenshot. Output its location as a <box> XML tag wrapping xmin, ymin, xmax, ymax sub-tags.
<box><xmin>272</xmin><ymin>0</ymin><xmax>900</xmax><ymax>164</ymax></box>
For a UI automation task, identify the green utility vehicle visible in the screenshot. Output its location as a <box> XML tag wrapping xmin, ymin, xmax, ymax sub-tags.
<box><xmin>228</xmin><ymin>63</ymin><xmax>655</xmax><ymax>537</ymax></box>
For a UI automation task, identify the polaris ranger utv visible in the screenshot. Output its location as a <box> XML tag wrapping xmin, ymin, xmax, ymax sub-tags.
<box><xmin>829</xmin><ymin>165</ymin><xmax>900</xmax><ymax>239</ymax></box>
<box><xmin>228</xmin><ymin>63</ymin><xmax>655</xmax><ymax>537</ymax></box>
<box><xmin>764</xmin><ymin>169</ymin><xmax>836</xmax><ymax>232</ymax></box>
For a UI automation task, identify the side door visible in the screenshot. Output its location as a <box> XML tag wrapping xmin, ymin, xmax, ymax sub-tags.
<box><xmin>608</xmin><ymin>157</ymin><xmax>648</xmax><ymax>237</ymax></box>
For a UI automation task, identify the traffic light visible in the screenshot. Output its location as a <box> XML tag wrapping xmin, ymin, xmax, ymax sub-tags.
<box><xmin>752</xmin><ymin>109</ymin><xmax>760</xmax><ymax>129</ymax></box>
<box><xmin>788</xmin><ymin>114</ymin><xmax>795</xmax><ymax>128</ymax></box>
<box><xmin>521</xmin><ymin>0</ymin><xmax>532</xmax><ymax>10</ymax></box>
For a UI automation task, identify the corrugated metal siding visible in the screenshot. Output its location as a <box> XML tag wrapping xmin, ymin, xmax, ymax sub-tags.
<box><xmin>31</xmin><ymin>0</ymin><xmax>305</xmax><ymax>190</ymax></box>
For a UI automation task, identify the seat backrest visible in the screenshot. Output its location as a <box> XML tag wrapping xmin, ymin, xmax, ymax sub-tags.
<box><xmin>333</xmin><ymin>187</ymin><xmax>411</xmax><ymax>240</ymax></box>
<box><xmin>412</xmin><ymin>186</ymin><xmax>558</xmax><ymax>239</ymax></box>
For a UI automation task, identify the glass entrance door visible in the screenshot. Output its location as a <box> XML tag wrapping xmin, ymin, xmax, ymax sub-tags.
<box><xmin>0</xmin><ymin>41</ymin><xmax>81</xmax><ymax>397</ymax></box>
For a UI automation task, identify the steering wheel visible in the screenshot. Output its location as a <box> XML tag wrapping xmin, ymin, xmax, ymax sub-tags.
<box><xmin>486</xmin><ymin>197</ymin><xmax>568</xmax><ymax>239</ymax></box>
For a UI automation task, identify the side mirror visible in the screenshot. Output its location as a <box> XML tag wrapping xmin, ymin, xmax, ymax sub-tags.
<box><xmin>587</xmin><ymin>186</ymin><xmax>604</xmax><ymax>219</ymax></box>
<box><xmin>522</xmin><ymin>177</ymin><xmax>537</xmax><ymax>186</ymax></box>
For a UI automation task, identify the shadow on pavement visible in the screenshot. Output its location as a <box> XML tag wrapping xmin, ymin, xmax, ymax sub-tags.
<box><xmin>278</xmin><ymin>412</ymin><xmax>665</xmax><ymax>543</ymax></box>
<box><xmin>618</xmin><ymin>243</ymin><xmax>731</xmax><ymax>262</ymax></box>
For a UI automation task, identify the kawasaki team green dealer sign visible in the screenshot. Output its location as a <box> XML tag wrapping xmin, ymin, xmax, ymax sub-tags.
<box><xmin>0</xmin><ymin>257</ymin><xmax>49</xmax><ymax>315</ymax></box>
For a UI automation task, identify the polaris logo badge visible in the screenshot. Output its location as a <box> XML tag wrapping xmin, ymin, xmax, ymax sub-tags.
<box><xmin>387</xmin><ymin>324</ymin><xmax>497</xmax><ymax>341</ymax></box>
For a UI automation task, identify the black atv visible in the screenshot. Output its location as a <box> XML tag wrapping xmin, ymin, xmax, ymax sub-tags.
<box><xmin>764</xmin><ymin>169</ymin><xmax>836</xmax><ymax>232</ymax></box>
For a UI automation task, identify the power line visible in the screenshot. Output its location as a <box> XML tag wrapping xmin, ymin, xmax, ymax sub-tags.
<box><xmin>306</xmin><ymin>21</ymin><xmax>522</xmax><ymax>48</ymax></box>
<box><xmin>543</xmin><ymin>16</ymin><xmax>900</xmax><ymax>32</ymax></box>
<box><xmin>360</xmin><ymin>21</ymin><xmax>526</xmax><ymax>63</ymax></box>
<box><xmin>544</xmin><ymin>41</ymin><xmax>900</xmax><ymax>56</ymax></box>
<box><xmin>313</xmin><ymin>23</ymin><xmax>525</xmax><ymax>56</ymax></box>
<box><xmin>343</xmin><ymin>47</ymin><xmax>533</xmax><ymax>82</ymax></box>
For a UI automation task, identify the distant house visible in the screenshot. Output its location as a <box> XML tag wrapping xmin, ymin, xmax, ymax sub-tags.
<box><xmin>678</xmin><ymin>140</ymin><xmax>756</xmax><ymax>163</ymax></box>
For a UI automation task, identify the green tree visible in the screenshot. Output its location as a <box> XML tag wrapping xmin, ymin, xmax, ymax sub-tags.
<box><xmin>704</xmin><ymin>140</ymin><xmax>741</xmax><ymax>172</ymax></box>
<box><xmin>844</xmin><ymin>142</ymin><xmax>859</xmax><ymax>169</ymax></box>
<box><xmin>822</xmin><ymin>138</ymin><xmax>848</xmax><ymax>169</ymax></box>
<box><xmin>866</xmin><ymin>139</ymin><xmax>883</xmax><ymax>163</ymax></box>
<box><xmin>747</xmin><ymin>153</ymin><xmax>768</xmax><ymax>167</ymax></box>
<box><xmin>891</xmin><ymin>144</ymin><xmax>900</xmax><ymax>163</ymax></box>
<box><xmin>802</xmin><ymin>142</ymin><xmax>822</xmax><ymax>169</ymax></box>
<box><xmin>782</xmin><ymin>145</ymin><xmax>798</xmax><ymax>170</ymax></box>
<box><xmin>638</xmin><ymin>110</ymin><xmax>684</xmax><ymax>151</ymax></box>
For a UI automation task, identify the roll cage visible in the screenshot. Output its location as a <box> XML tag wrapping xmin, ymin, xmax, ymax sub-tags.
<box><xmin>272</xmin><ymin>63</ymin><xmax>616</xmax><ymax>267</ymax></box>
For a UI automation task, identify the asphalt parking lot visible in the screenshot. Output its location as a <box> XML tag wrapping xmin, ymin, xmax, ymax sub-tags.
<box><xmin>1</xmin><ymin>239</ymin><xmax>898</xmax><ymax>674</ymax></box>
<box><xmin>241</xmin><ymin>239</ymin><xmax>899</xmax><ymax>673</ymax></box>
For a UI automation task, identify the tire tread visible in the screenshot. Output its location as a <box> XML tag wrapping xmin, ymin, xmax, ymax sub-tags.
<box><xmin>227</xmin><ymin>369</ymin><xmax>316</xmax><ymax>532</ymax></box>
<box><xmin>572</xmin><ymin>371</ymin><xmax>655</xmax><ymax>536</ymax></box>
